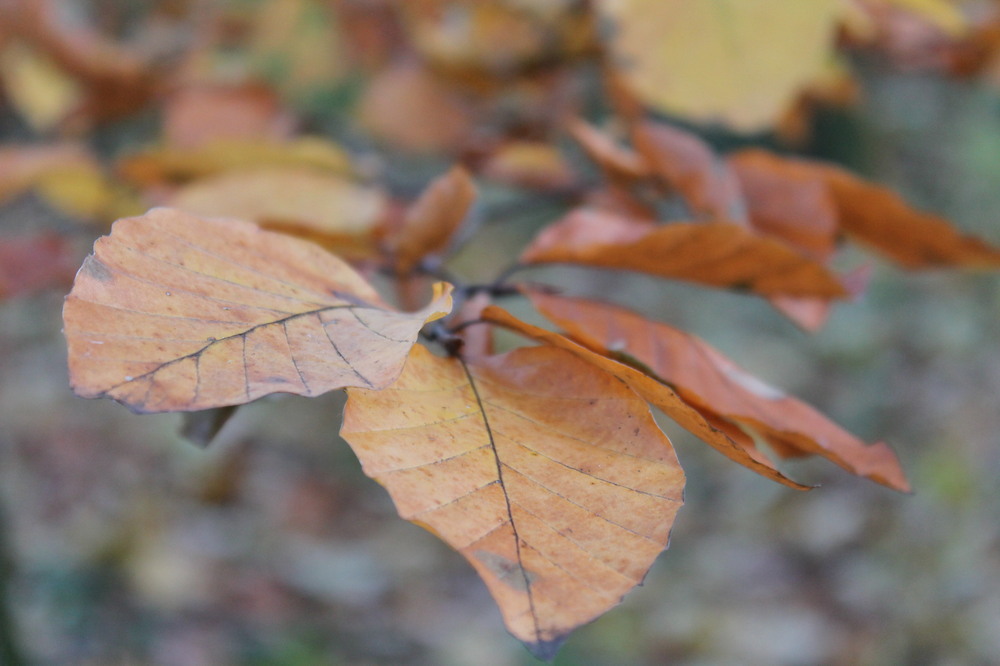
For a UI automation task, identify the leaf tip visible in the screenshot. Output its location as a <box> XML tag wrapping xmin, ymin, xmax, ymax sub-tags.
<box><xmin>523</xmin><ymin>634</ymin><xmax>569</xmax><ymax>662</ymax></box>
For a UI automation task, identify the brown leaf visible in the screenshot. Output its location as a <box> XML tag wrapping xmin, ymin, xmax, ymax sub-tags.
<box><xmin>481</xmin><ymin>304</ymin><xmax>810</xmax><ymax>490</ymax></box>
<box><xmin>162</xmin><ymin>84</ymin><xmax>296</xmax><ymax>150</ymax></box>
<box><xmin>356</xmin><ymin>60</ymin><xmax>474</xmax><ymax>153</ymax></box>
<box><xmin>768</xmin><ymin>265</ymin><xmax>872</xmax><ymax>332</ymax></box>
<box><xmin>631</xmin><ymin>120</ymin><xmax>746</xmax><ymax>222</ymax></box>
<box><xmin>0</xmin><ymin>233</ymin><xmax>80</xmax><ymax>300</ymax></box>
<box><xmin>568</xmin><ymin>118</ymin><xmax>649</xmax><ymax>182</ymax></box>
<box><xmin>520</xmin><ymin>208</ymin><xmax>849</xmax><ymax>298</ymax></box>
<box><xmin>822</xmin><ymin>162</ymin><xmax>1000</xmax><ymax>268</ymax></box>
<box><xmin>390</xmin><ymin>166</ymin><xmax>477</xmax><ymax>273</ymax></box>
<box><xmin>728</xmin><ymin>149</ymin><xmax>839</xmax><ymax>260</ymax></box>
<box><xmin>528</xmin><ymin>292</ymin><xmax>910</xmax><ymax>492</ymax></box>
<box><xmin>63</xmin><ymin>208</ymin><xmax>453</xmax><ymax>413</ymax></box>
<box><xmin>731</xmin><ymin>150</ymin><xmax>1000</xmax><ymax>268</ymax></box>
<box><xmin>341</xmin><ymin>344</ymin><xmax>684</xmax><ymax>657</ymax></box>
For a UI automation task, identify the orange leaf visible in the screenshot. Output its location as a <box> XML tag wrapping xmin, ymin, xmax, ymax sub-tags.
<box><xmin>631</xmin><ymin>120</ymin><xmax>746</xmax><ymax>222</ymax></box>
<box><xmin>481</xmin><ymin>304</ymin><xmax>810</xmax><ymax>490</ymax></box>
<box><xmin>63</xmin><ymin>208</ymin><xmax>453</xmax><ymax>413</ymax></box>
<box><xmin>822</xmin><ymin>162</ymin><xmax>1000</xmax><ymax>268</ymax></box>
<box><xmin>520</xmin><ymin>208</ymin><xmax>849</xmax><ymax>298</ymax></box>
<box><xmin>341</xmin><ymin>344</ymin><xmax>684</xmax><ymax>657</ymax></box>
<box><xmin>568</xmin><ymin>118</ymin><xmax>649</xmax><ymax>181</ymax></box>
<box><xmin>529</xmin><ymin>293</ymin><xmax>910</xmax><ymax>492</ymax></box>
<box><xmin>390</xmin><ymin>165</ymin><xmax>477</xmax><ymax>273</ymax></box>
<box><xmin>731</xmin><ymin>150</ymin><xmax>1000</xmax><ymax>268</ymax></box>
<box><xmin>727</xmin><ymin>150</ymin><xmax>839</xmax><ymax>260</ymax></box>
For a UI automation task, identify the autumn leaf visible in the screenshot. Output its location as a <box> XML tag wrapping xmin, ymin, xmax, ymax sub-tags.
<box><xmin>357</xmin><ymin>60</ymin><xmax>475</xmax><ymax>153</ymax></box>
<box><xmin>168</xmin><ymin>167</ymin><xmax>387</xmax><ymax>258</ymax></box>
<box><xmin>161</xmin><ymin>84</ymin><xmax>296</xmax><ymax>151</ymax></box>
<box><xmin>388</xmin><ymin>166</ymin><xmax>477</xmax><ymax>273</ymax></box>
<box><xmin>63</xmin><ymin>208</ymin><xmax>453</xmax><ymax>413</ymax></box>
<box><xmin>520</xmin><ymin>208</ymin><xmax>849</xmax><ymax>298</ymax></box>
<box><xmin>480</xmin><ymin>303</ymin><xmax>811</xmax><ymax>490</ymax></box>
<box><xmin>730</xmin><ymin>150</ymin><xmax>1000</xmax><ymax>268</ymax></box>
<box><xmin>728</xmin><ymin>150</ymin><xmax>839</xmax><ymax>261</ymax></box>
<box><xmin>630</xmin><ymin>120</ymin><xmax>746</xmax><ymax>222</ymax></box>
<box><xmin>600</xmin><ymin>0</ymin><xmax>844</xmax><ymax>131</ymax></box>
<box><xmin>340</xmin><ymin>344</ymin><xmax>684</xmax><ymax>657</ymax></box>
<box><xmin>480</xmin><ymin>141</ymin><xmax>577</xmax><ymax>191</ymax></box>
<box><xmin>117</xmin><ymin>137</ymin><xmax>353</xmax><ymax>188</ymax></box>
<box><xmin>568</xmin><ymin>118</ymin><xmax>648</xmax><ymax>182</ymax></box>
<box><xmin>528</xmin><ymin>292</ymin><xmax>910</xmax><ymax>492</ymax></box>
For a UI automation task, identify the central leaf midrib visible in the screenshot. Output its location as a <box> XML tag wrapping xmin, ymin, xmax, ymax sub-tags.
<box><xmin>458</xmin><ymin>357</ymin><xmax>541</xmax><ymax>645</ymax></box>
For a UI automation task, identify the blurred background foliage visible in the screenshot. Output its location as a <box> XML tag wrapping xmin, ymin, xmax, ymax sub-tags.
<box><xmin>2</xmin><ymin>0</ymin><xmax>1000</xmax><ymax>664</ymax></box>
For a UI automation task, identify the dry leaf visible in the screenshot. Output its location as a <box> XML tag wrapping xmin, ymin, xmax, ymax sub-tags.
<box><xmin>341</xmin><ymin>344</ymin><xmax>684</xmax><ymax>657</ymax></box>
<box><xmin>168</xmin><ymin>167</ymin><xmax>386</xmax><ymax>256</ymax></box>
<box><xmin>728</xmin><ymin>150</ymin><xmax>839</xmax><ymax>261</ymax></box>
<box><xmin>520</xmin><ymin>208</ymin><xmax>849</xmax><ymax>298</ymax></box>
<box><xmin>480</xmin><ymin>141</ymin><xmax>576</xmax><ymax>191</ymax></box>
<box><xmin>631</xmin><ymin>120</ymin><xmax>746</xmax><ymax>222</ymax></box>
<box><xmin>117</xmin><ymin>137</ymin><xmax>354</xmax><ymax>188</ymax></box>
<box><xmin>568</xmin><ymin>118</ymin><xmax>649</xmax><ymax>181</ymax></box>
<box><xmin>162</xmin><ymin>84</ymin><xmax>296</xmax><ymax>150</ymax></box>
<box><xmin>822</xmin><ymin>162</ymin><xmax>1000</xmax><ymax>268</ymax></box>
<box><xmin>732</xmin><ymin>150</ymin><xmax>1000</xmax><ymax>268</ymax></box>
<box><xmin>63</xmin><ymin>208</ymin><xmax>453</xmax><ymax>413</ymax></box>
<box><xmin>529</xmin><ymin>292</ymin><xmax>910</xmax><ymax>492</ymax></box>
<box><xmin>481</xmin><ymin>304</ymin><xmax>811</xmax><ymax>490</ymax></box>
<box><xmin>400</xmin><ymin>0</ymin><xmax>596</xmax><ymax>74</ymax></box>
<box><xmin>357</xmin><ymin>60</ymin><xmax>474</xmax><ymax>153</ymax></box>
<box><xmin>600</xmin><ymin>0</ymin><xmax>843</xmax><ymax>131</ymax></box>
<box><xmin>390</xmin><ymin>166</ymin><xmax>477</xmax><ymax>273</ymax></box>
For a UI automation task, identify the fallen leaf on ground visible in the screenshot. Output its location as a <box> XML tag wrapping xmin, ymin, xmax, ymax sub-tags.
<box><xmin>520</xmin><ymin>208</ymin><xmax>848</xmax><ymax>298</ymax></box>
<box><xmin>341</xmin><ymin>344</ymin><xmax>684</xmax><ymax>657</ymax></box>
<box><xmin>63</xmin><ymin>208</ymin><xmax>453</xmax><ymax>413</ymax></box>
<box><xmin>528</xmin><ymin>292</ymin><xmax>910</xmax><ymax>492</ymax></box>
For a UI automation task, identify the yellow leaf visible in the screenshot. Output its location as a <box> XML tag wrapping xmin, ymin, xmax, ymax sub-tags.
<box><xmin>600</xmin><ymin>0</ymin><xmax>843</xmax><ymax>131</ymax></box>
<box><xmin>169</xmin><ymin>167</ymin><xmax>386</xmax><ymax>243</ymax></box>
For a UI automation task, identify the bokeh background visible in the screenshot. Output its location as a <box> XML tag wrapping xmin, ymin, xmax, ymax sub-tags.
<box><xmin>2</xmin><ymin>2</ymin><xmax>1000</xmax><ymax>664</ymax></box>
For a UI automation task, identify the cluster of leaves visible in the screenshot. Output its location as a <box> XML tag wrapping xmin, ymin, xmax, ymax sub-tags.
<box><xmin>4</xmin><ymin>0</ymin><xmax>1000</xmax><ymax>659</ymax></box>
